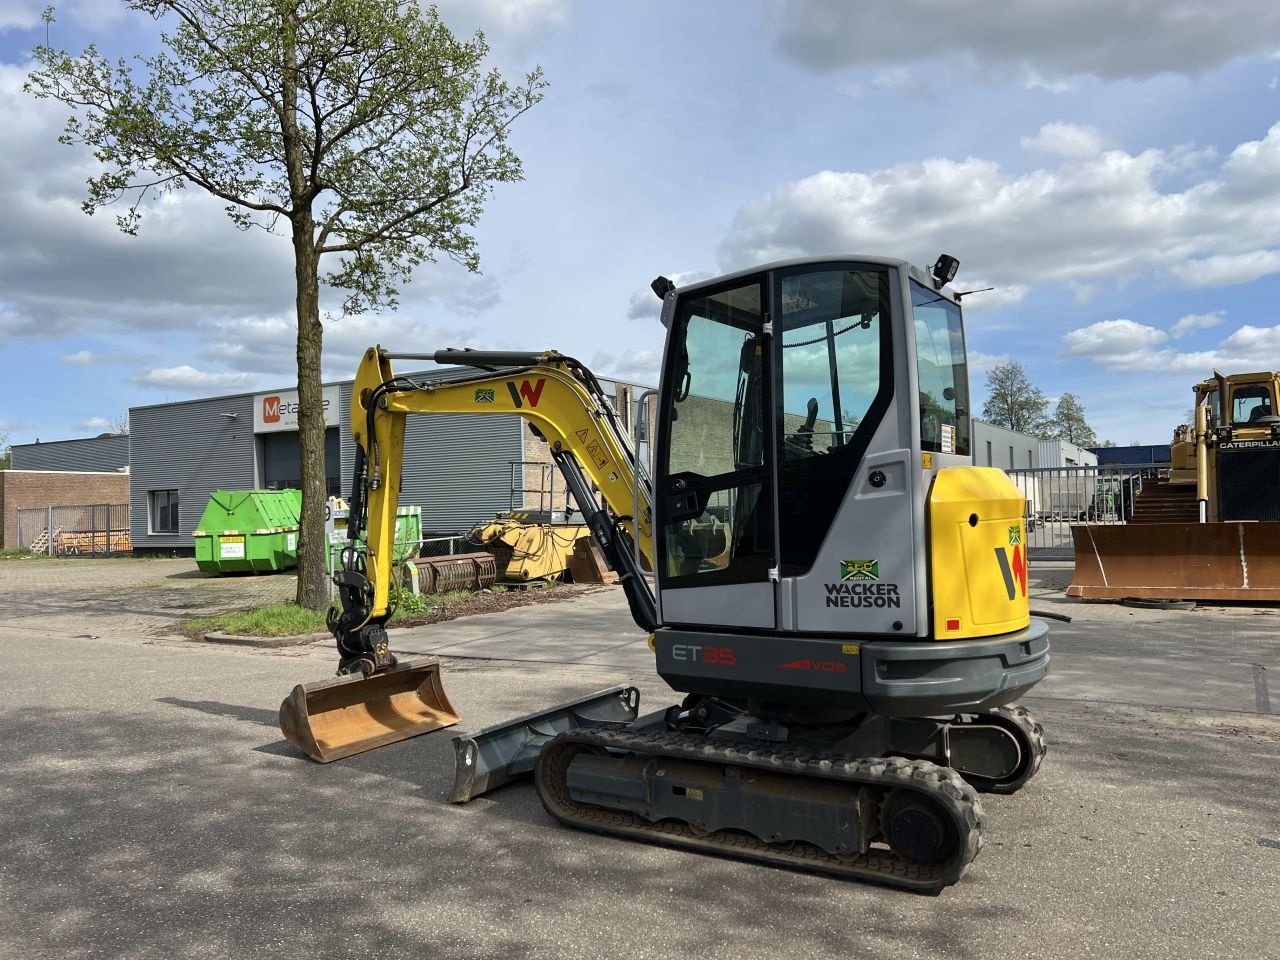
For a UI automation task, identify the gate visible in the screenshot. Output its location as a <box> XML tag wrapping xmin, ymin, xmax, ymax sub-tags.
<box><xmin>16</xmin><ymin>503</ymin><xmax>131</xmax><ymax>556</ymax></box>
<box><xmin>1005</xmin><ymin>465</ymin><xmax>1163</xmax><ymax>558</ymax></box>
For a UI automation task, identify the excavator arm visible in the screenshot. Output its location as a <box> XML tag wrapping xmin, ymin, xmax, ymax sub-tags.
<box><xmin>329</xmin><ymin>346</ymin><xmax>657</xmax><ymax>676</ymax></box>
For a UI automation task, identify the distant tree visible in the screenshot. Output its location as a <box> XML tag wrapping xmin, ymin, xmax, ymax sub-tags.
<box><xmin>981</xmin><ymin>362</ymin><xmax>1051</xmax><ymax>437</ymax></box>
<box><xmin>29</xmin><ymin>1</ymin><xmax>545</xmax><ymax>608</ymax></box>
<box><xmin>112</xmin><ymin>414</ymin><xmax>129</xmax><ymax>435</ymax></box>
<box><xmin>0</xmin><ymin>432</ymin><xmax>9</xmax><ymax>469</ymax></box>
<box><xmin>1097</xmin><ymin>439</ymin><xmax>1118</xmax><ymax>448</ymax></box>
<box><xmin>1050</xmin><ymin>392</ymin><xmax>1097</xmax><ymax>447</ymax></box>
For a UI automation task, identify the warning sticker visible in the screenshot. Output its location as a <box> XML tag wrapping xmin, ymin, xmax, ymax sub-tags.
<box><xmin>941</xmin><ymin>423</ymin><xmax>955</xmax><ymax>454</ymax></box>
<box><xmin>576</xmin><ymin>429</ymin><xmax>589</xmax><ymax>443</ymax></box>
<box><xmin>585</xmin><ymin>441</ymin><xmax>609</xmax><ymax>468</ymax></box>
<box><xmin>474</xmin><ymin>388</ymin><xmax>495</xmax><ymax>403</ymax></box>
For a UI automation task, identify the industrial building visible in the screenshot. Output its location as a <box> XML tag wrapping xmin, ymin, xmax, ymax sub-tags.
<box><xmin>125</xmin><ymin>369</ymin><xmax>653</xmax><ymax>555</ymax></box>
<box><xmin>4</xmin><ymin>407</ymin><xmax>1077</xmax><ymax>556</ymax></box>
<box><xmin>972</xmin><ymin>420</ymin><xmax>1040</xmax><ymax>470</ymax></box>
<box><xmin>10</xmin><ymin>433</ymin><xmax>129</xmax><ymax>473</ymax></box>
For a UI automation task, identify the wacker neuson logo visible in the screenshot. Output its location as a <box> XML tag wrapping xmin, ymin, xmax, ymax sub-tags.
<box><xmin>828</xmin><ymin>558</ymin><xmax>900</xmax><ymax>608</ymax></box>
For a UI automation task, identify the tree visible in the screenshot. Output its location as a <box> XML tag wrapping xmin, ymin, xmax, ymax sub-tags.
<box><xmin>981</xmin><ymin>361</ymin><xmax>1051</xmax><ymax>437</ymax></box>
<box><xmin>0</xmin><ymin>432</ymin><xmax>9</xmax><ymax>470</ymax></box>
<box><xmin>1097</xmin><ymin>439</ymin><xmax>1118</xmax><ymax>448</ymax></box>
<box><xmin>28</xmin><ymin>1</ymin><xmax>545</xmax><ymax>608</ymax></box>
<box><xmin>1050</xmin><ymin>392</ymin><xmax>1097</xmax><ymax>447</ymax></box>
<box><xmin>111</xmin><ymin>414</ymin><xmax>130</xmax><ymax>435</ymax></box>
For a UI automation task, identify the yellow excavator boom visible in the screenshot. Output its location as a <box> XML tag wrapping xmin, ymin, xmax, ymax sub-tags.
<box><xmin>280</xmin><ymin>347</ymin><xmax>655</xmax><ymax>762</ymax></box>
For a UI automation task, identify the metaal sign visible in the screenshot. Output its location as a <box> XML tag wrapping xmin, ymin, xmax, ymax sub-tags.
<box><xmin>254</xmin><ymin>385</ymin><xmax>341</xmax><ymax>433</ymax></box>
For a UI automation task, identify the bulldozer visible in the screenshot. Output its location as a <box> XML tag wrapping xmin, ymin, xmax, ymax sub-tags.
<box><xmin>1069</xmin><ymin>370</ymin><xmax>1280</xmax><ymax>601</ymax></box>
<box><xmin>279</xmin><ymin>254</ymin><xmax>1051</xmax><ymax>892</ymax></box>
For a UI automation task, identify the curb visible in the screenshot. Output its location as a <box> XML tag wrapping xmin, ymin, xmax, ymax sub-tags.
<box><xmin>204</xmin><ymin>631</ymin><xmax>328</xmax><ymax>648</ymax></box>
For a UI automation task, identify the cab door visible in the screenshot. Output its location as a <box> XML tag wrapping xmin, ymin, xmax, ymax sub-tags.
<box><xmin>656</xmin><ymin>274</ymin><xmax>777</xmax><ymax>630</ymax></box>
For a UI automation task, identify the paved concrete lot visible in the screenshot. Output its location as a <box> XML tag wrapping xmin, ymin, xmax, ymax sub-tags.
<box><xmin>2</xmin><ymin>557</ymin><xmax>1278</xmax><ymax>960</ymax></box>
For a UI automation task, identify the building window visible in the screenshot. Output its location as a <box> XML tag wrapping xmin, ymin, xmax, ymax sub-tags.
<box><xmin>986</xmin><ymin>440</ymin><xmax>992</xmax><ymax>466</ymax></box>
<box><xmin>150</xmin><ymin>490</ymin><xmax>179</xmax><ymax>534</ymax></box>
<box><xmin>1028</xmin><ymin>449</ymin><xmax>1033</xmax><ymax>468</ymax></box>
<box><xmin>1009</xmin><ymin>445</ymin><xmax>1014</xmax><ymax>469</ymax></box>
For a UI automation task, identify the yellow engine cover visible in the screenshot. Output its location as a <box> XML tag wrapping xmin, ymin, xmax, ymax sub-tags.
<box><xmin>929</xmin><ymin>467</ymin><xmax>1031</xmax><ymax>639</ymax></box>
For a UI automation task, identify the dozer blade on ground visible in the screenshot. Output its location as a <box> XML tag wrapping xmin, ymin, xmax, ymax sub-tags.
<box><xmin>279</xmin><ymin>656</ymin><xmax>460</xmax><ymax>763</ymax></box>
<box><xmin>1068</xmin><ymin>521</ymin><xmax>1280</xmax><ymax>601</ymax></box>
<box><xmin>449</xmin><ymin>686</ymin><xmax>640</xmax><ymax>803</ymax></box>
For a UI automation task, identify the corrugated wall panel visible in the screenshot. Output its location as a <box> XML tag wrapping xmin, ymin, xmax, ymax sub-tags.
<box><xmin>11</xmin><ymin>435</ymin><xmax>129</xmax><ymax>472</ymax></box>
<box><xmin>337</xmin><ymin>377</ymin><xmax>522</xmax><ymax>535</ymax></box>
<box><xmin>129</xmin><ymin>395</ymin><xmax>256</xmax><ymax>550</ymax></box>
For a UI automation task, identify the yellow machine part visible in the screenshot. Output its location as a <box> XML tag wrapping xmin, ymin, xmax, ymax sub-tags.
<box><xmin>929</xmin><ymin>467</ymin><xmax>1031</xmax><ymax>640</ymax></box>
<box><xmin>279</xmin><ymin>657</ymin><xmax>459</xmax><ymax>763</ymax></box>
<box><xmin>471</xmin><ymin>517</ymin><xmax>592</xmax><ymax>582</ymax></box>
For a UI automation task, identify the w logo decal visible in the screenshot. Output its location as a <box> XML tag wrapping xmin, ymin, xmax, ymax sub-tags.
<box><xmin>506</xmin><ymin>378</ymin><xmax>546</xmax><ymax>408</ymax></box>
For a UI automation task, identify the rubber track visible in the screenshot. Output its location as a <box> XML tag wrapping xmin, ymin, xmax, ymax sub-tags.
<box><xmin>978</xmin><ymin>704</ymin><xmax>1047</xmax><ymax>796</ymax></box>
<box><xmin>535</xmin><ymin>726</ymin><xmax>986</xmax><ymax>892</ymax></box>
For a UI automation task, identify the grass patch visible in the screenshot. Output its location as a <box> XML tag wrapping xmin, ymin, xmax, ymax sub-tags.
<box><xmin>389</xmin><ymin>587</ymin><xmax>494</xmax><ymax>620</ymax></box>
<box><xmin>183</xmin><ymin>602</ymin><xmax>328</xmax><ymax>639</ymax></box>
<box><xmin>180</xmin><ymin>581</ymin><xmax>557</xmax><ymax>639</ymax></box>
<box><xmin>0</xmin><ymin>547</ymin><xmax>40</xmax><ymax>560</ymax></box>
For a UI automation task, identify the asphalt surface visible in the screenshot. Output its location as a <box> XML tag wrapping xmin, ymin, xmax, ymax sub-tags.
<box><xmin>2</xmin><ymin>557</ymin><xmax>1278</xmax><ymax>960</ymax></box>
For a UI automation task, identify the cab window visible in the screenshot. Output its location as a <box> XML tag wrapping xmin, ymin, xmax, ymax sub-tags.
<box><xmin>910</xmin><ymin>282</ymin><xmax>970</xmax><ymax>456</ymax></box>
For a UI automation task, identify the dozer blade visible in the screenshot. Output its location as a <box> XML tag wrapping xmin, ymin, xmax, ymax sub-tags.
<box><xmin>1068</xmin><ymin>521</ymin><xmax>1280</xmax><ymax>601</ymax></box>
<box><xmin>279</xmin><ymin>656</ymin><xmax>460</xmax><ymax>763</ymax></box>
<box><xmin>449</xmin><ymin>686</ymin><xmax>640</xmax><ymax>803</ymax></box>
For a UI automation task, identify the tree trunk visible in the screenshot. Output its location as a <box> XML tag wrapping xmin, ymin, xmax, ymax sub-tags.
<box><xmin>293</xmin><ymin>215</ymin><xmax>329</xmax><ymax>610</ymax></box>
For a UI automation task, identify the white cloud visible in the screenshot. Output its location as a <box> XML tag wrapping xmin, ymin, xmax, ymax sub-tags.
<box><xmin>75</xmin><ymin>416</ymin><xmax>114</xmax><ymax>432</ymax></box>
<box><xmin>195</xmin><ymin>311</ymin><xmax>484</xmax><ymax>388</ymax></box>
<box><xmin>1177</xmin><ymin>250</ymin><xmax>1280</xmax><ymax>288</ymax></box>
<box><xmin>1021</xmin><ymin>122</ymin><xmax>1106</xmax><ymax>159</ymax></box>
<box><xmin>1061</xmin><ymin>319</ymin><xmax>1169</xmax><ymax>367</ymax></box>
<box><xmin>132</xmin><ymin>365</ymin><xmax>257</xmax><ymax>392</ymax></box>
<box><xmin>953</xmin><ymin>281</ymin><xmax>1028</xmax><ymax>313</ymax></box>
<box><xmin>626</xmin><ymin>269</ymin><xmax>716</xmax><ymax>321</ymax></box>
<box><xmin>590</xmin><ymin>349</ymin><xmax>660</xmax><ymax>385</ymax></box>
<box><xmin>967</xmin><ymin>350</ymin><xmax>1011</xmax><ymax>375</ymax></box>
<box><xmin>0</xmin><ymin>1</ymin><xmax>41</xmax><ymax>30</ymax></box>
<box><xmin>431</xmin><ymin>0</ymin><xmax>569</xmax><ymax>60</ymax></box>
<box><xmin>59</xmin><ymin>349</ymin><xmax>133</xmax><ymax>365</ymax></box>
<box><xmin>1060</xmin><ymin>317</ymin><xmax>1280</xmax><ymax>373</ymax></box>
<box><xmin>718</xmin><ymin>122</ymin><xmax>1280</xmax><ymax>297</ymax></box>
<box><xmin>1170</xmin><ymin>311</ymin><xmax>1225</xmax><ymax>338</ymax></box>
<box><xmin>770</xmin><ymin>0</ymin><xmax>1280</xmax><ymax>81</ymax></box>
<box><xmin>1024</xmin><ymin>73</ymin><xmax>1075</xmax><ymax>94</ymax></box>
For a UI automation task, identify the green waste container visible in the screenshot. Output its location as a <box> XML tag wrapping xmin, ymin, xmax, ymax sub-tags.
<box><xmin>326</xmin><ymin>503</ymin><xmax>422</xmax><ymax>572</ymax></box>
<box><xmin>193</xmin><ymin>489</ymin><xmax>303</xmax><ymax>574</ymax></box>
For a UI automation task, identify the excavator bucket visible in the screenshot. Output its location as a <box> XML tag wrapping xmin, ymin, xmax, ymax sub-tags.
<box><xmin>449</xmin><ymin>686</ymin><xmax>640</xmax><ymax>803</ymax></box>
<box><xmin>279</xmin><ymin>657</ymin><xmax>460</xmax><ymax>763</ymax></box>
<box><xmin>1068</xmin><ymin>521</ymin><xmax>1280</xmax><ymax>601</ymax></box>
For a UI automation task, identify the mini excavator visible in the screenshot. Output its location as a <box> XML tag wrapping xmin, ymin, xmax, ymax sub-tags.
<box><xmin>279</xmin><ymin>255</ymin><xmax>1050</xmax><ymax>892</ymax></box>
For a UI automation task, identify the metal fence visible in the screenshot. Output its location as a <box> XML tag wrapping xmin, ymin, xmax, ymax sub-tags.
<box><xmin>1006</xmin><ymin>464</ymin><xmax>1165</xmax><ymax>558</ymax></box>
<box><xmin>16</xmin><ymin>503</ymin><xmax>131</xmax><ymax>556</ymax></box>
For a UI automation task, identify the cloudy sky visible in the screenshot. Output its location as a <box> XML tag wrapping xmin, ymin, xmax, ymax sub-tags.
<box><xmin>4</xmin><ymin>0</ymin><xmax>1280</xmax><ymax>447</ymax></box>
